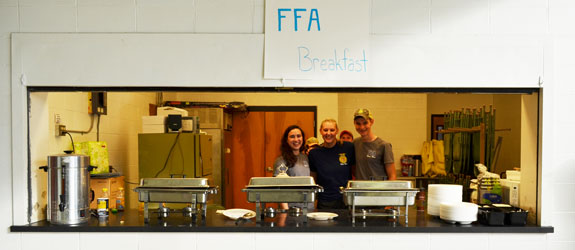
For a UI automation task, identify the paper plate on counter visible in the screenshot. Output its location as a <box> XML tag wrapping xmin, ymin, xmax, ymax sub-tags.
<box><xmin>219</xmin><ymin>209</ymin><xmax>256</xmax><ymax>220</ymax></box>
<box><xmin>307</xmin><ymin>212</ymin><xmax>338</xmax><ymax>220</ymax></box>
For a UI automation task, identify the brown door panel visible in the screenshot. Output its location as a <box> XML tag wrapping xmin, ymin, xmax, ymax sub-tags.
<box><xmin>230</xmin><ymin>112</ymin><xmax>265</xmax><ymax>209</ymax></box>
<box><xmin>228</xmin><ymin>110</ymin><xmax>315</xmax><ymax>209</ymax></box>
<box><xmin>264</xmin><ymin>112</ymin><xmax>316</xmax><ymax>177</ymax></box>
<box><xmin>223</xmin><ymin>130</ymin><xmax>233</xmax><ymax>209</ymax></box>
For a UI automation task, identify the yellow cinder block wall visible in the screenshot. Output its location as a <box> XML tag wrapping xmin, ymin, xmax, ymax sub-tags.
<box><xmin>29</xmin><ymin>91</ymin><xmax>532</xmax><ymax>222</ymax></box>
<box><xmin>338</xmin><ymin>93</ymin><xmax>428</xmax><ymax>173</ymax></box>
<box><xmin>29</xmin><ymin>92</ymin><xmax>156</xmax><ymax>221</ymax></box>
<box><xmin>167</xmin><ymin>92</ymin><xmax>339</xmax><ymax>137</ymax></box>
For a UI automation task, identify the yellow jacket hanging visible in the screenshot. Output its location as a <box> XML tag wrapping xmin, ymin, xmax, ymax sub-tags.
<box><xmin>421</xmin><ymin>140</ymin><xmax>447</xmax><ymax>177</ymax></box>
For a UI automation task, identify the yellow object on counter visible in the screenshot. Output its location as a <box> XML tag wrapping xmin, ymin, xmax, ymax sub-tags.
<box><xmin>421</xmin><ymin>140</ymin><xmax>447</xmax><ymax>177</ymax></box>
<box><xmin>74</xmin><ymin>141</ymin><xmax>109</xmax><ymax>174</ymax></box>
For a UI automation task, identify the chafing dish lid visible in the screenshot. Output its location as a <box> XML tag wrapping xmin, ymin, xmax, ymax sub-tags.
<box><xmin>138</xmin><ymin>178</ymin><xmax>210</xmax><ymax>188</ymax></box>
<box><xmin>246</xmin><ymin>176</ymin><xmax>318</xmax><ymax>188</ymax></box>
<box><xmin>345</xmin><ymin>180</ymin><xmax>414</xmax><ymax>190</ymax></box>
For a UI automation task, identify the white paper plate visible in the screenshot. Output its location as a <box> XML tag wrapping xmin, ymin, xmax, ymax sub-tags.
<box><xmin>307</xmin><ymin>212</ymin><xmax>338</xmax><ymax>220</ymax></box>
<box><xmin>221</xmin><ymin>209</ymin><xmax>256</xmax><ymax>220</ymax></box>
<box><xmin>442</xmin><ymin>219</ymin><xmax>474</xmax><ymax>225</ymax></box>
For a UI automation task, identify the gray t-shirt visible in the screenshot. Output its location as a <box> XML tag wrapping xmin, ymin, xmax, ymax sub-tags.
<box><xmin>273</xmin><ymin>154</ymin><xmax>310</xmax><ymax>177</ymax></box>
<box><xmin>353</xmin><ymin>137</ymin><xmax>394</xmax><ymax>180</ymax></box>
<box><xmin>273</xmin><ymin>154</ymin><xmax>313</xmax><ymax>209</ymax></box>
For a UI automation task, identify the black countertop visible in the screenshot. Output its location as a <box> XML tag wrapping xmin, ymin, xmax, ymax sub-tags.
<box><xmin>11</xmin><ymin>207</ymin><xmax>553</xmax><ymax>233</ymax></box>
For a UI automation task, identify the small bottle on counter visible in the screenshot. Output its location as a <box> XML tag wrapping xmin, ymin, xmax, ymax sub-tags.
<box><xmin>116</xmin><ymin>187</ymin><xmax>125</xmax><ymax>212</ymax></box>
<box><xmin>97</xmin><ymin>188</ymin><xmax>109</xmax><ymax>217</ymax></box>
<box><xmin>416</xmin><ymin>188</ymin><xmax>426</xmax><ymax>211</ymax></box>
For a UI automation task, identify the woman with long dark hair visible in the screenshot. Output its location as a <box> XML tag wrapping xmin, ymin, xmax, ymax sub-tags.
<box><xmin>273</xmin><ymin>125</ymin><xmax>311</xmax><ymax>209</ymax></box>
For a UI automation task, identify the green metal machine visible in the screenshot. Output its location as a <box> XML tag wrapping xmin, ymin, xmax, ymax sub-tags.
<box><xmin>138</xmin><ymin>133</ymin><xmax>213</xmax><ymax>180</ymax></box>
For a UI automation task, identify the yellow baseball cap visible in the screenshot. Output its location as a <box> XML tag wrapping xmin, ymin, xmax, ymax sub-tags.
<box><xmin>354</xmin><ymin>108</ymin><xmax>373</xmax><ymax>120</ymax></box>
<box><xmin>306</xmin><ymin>137</ymin><xmax>319</xmax><ymax>146</ymax></box>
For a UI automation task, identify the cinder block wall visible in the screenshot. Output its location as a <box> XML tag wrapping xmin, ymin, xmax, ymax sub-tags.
<box><xmin>1</xmin><ymin>1</ymin><xmax>574</xmax><ymax>249</ymax></box>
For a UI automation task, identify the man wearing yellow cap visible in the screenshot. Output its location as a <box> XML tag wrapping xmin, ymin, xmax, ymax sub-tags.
<box><xmin>353</xmin><ymin>109</ymin><xmax>396</xmax><ymax>181</ymax></box>
<box><xmin>304</xmin><ymin>137</ymin><xmax>320</xmax><ymax>155</ymax></box>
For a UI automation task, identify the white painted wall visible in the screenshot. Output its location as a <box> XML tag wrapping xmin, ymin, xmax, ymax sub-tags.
<box><xmin>1</xmin><ymin>1</ymin><xmax>574</xmax><ymax>250</ymax></box>
<box><xmin>546</xmin><ymin>36</ymin><xmax>575</xmax><ymax>246</ymax></box>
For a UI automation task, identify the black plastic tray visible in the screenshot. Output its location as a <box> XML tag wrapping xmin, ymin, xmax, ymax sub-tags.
<box><xmin>478</xmin><ymin>205</ymin><xmax>528</xmax><ymax>226</ymax></box>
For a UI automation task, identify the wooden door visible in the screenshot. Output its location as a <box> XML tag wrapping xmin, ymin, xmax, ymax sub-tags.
<box><xmin>263</xmin><ymin>112</ymin><xmax>315</xmax><ymax>177</ymax></box>
<box><xmin>229</xmin><ymin>110</ymin><xmax>315</xmax><ymax>209</ymax></box>
<box><xmin>223</xmin><ymin>130</ymin><xmax>234</xmax><ymax>209</ymax></box>
<box><xmin>230</xmin><ymin>112</ymin><xmax>266</xmax><ymax>209</ymax></box>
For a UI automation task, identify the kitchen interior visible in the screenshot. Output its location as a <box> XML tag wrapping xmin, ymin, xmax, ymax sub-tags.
<box><xmin>27</xmin><ymin>89</ymin><xmax>539</xmax><ymax>226</ymax></box>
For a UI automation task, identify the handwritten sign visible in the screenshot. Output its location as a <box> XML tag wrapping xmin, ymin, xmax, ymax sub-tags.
<box><xmin>264</xmin><ymin>0</ymin><xmax>370</xmax><ymax>81</ymax></box>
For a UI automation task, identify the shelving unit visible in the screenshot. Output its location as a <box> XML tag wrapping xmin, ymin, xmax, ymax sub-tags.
<box><xmin>437</xmin><ymin>123</ymin><xmax>510</xmax><ymax>166</ymax></box>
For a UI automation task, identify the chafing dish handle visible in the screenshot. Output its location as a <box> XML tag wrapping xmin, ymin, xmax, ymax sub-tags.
<box><xmin>170</xmin><ymin>174</ymin><xmax>187</xmax><ymax>178</ymax></box>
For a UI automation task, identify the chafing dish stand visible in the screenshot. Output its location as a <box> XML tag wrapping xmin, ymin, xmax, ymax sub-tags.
<box><xmin>134</xmin><ymin>178</ymin><xmax>218</xmax><ymax>223</ymax></box>
<box><xmin>341</xmin><ymin>181</ymin><xmax>419</xmax><ymax>224</ymax></box>
<box><xmin>242</xmin><ymin>177</ymin><xmax>323</xmax><ymax>222</ymax></box>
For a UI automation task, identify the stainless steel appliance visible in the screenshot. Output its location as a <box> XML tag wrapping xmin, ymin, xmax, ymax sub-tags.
<box><xmin>40</xmin><ymin>154</ymin><xmax>94</xmax><ymax>225</ymax></box>
<box><xmin>134</xmin><ymin>178</ymin><xmax>218</xmax><ymax>223</ymax></box>
<box><xmin>242</xmin><ymin>176</ymin><xmax>323</xmax><ymax>222</ymax></box>
<box><xmin>341</xmin><ymin>180</ymin><xmax>419</xmax><ymax>223</ymax></box>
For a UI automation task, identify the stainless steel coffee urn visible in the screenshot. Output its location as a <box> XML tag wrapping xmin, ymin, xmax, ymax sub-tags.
<box><xmin>40</xmin><ymin>154</ymin><xmax>94</xmax><ymax>224</ymax></box>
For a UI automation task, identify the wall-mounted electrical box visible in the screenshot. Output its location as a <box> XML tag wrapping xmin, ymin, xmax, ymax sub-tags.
<box><xmin>89</xmin><ymin>92</ymin><xmax>107</xmax><ymax>115</ymax></box>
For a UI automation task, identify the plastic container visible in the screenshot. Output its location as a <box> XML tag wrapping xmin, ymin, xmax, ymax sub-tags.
<box><xmin>478</xmin><ymin>205</ymin><xmax>505</xmax><ymax>225</ymax></box>
<box><xmin>97</xmin><ymin>188</ymin><xmax>109</xmax><ymax>217</ymax></box>
<box><xmin>478</xmin><ymin>204</ymin><xmax>528</xmax><ymax>226</ymax></box>
<box><xmin>478</xmin><ymin>178</ymin><xmax>502</xmax><ymax>205</ymax></box>
<box><xmin>505</xmin><ymin>207</ymin><xmax>528</xmax><ymax>226</ymax></box>
<box><xmin>401</xmin><ymin>155</ymin><xmax>415</xmax><ymax>177</ymax></box>
<box><xmin>116</xmin><ymin>187</ymin><xmax>125</xmax><ymax>212</ymax></box>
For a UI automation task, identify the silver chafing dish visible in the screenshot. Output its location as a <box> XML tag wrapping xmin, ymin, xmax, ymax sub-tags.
<box><xmin>242</xmin><ymin>176</ymin><xmax>323</xmax><ymax>222</ymax></box>
<box><xmin>341</xmin><ymin>180</ymin><xmax>419</xmax><ymax>223</ymax></box>
<box><xmin>134</xmin><ymin>178</ymin><xmax>218</xmax><ymax>223</ymax></box>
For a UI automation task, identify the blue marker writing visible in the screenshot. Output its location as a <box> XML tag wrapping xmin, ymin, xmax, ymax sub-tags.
<box><xmin>297</xmin><ymin>46</ymin><xmax>368</xmax><ymax>73</ymax></box>
<box><xmin>293</xmin><ymin>8</ymin><xmax>305</xmax><ymax>31</ymax></box>
<box><xmin>278</xmin><ymin>8</ymin><xmax>291</xmax><ymax>31</ymax></box>
<box><xmin>309</xmin><ymin>9</ymin><xmax>320</xmax><ymax>31</ymax></box>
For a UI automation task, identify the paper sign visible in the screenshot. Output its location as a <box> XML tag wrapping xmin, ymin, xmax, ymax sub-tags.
<box><xmin>264</xmin><ymin>0</ymin><xmax>371</xmax><ymax>81</ymax></box>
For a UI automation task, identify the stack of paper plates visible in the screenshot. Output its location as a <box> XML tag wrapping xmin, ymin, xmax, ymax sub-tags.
<box><xmin>427</xmin><ymin>184</ymin><xmax>463</xmax><ymax>216</ymax></box>
<box><xmin>439</xmin><ymin>202</ymin><xmax>478</xmax><ymax>224</ymax></box>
